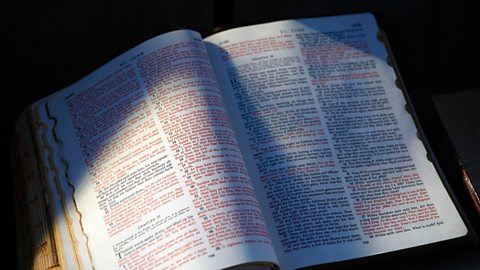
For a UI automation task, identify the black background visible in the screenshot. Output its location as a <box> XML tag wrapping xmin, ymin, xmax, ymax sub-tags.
<box><xmin>2</xmin><ymin>0</ymin><xmax>480</xmax><ymax>268</ymax></box>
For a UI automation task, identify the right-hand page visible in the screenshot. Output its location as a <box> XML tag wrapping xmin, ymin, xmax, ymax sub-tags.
<box><xmin>205</xmin><ymin>13</ymin><xmax>467</xmax><ymax>269</ymax></box>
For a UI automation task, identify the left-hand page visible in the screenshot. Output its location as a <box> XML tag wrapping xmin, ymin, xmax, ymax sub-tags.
<box><xmin>34</xmin><ymin>30</ymin><xmax>278</xmax><ymax>269</ymax></box>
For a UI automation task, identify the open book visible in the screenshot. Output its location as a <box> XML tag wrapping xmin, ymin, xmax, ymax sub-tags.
<box><xmin>12</xmin><ymin>13</ymin><xmax>472</xmax><ymax>270</ymax></box>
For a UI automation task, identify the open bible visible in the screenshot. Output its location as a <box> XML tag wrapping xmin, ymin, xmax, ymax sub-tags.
<box><xmin>12</xmin><ymin>13</ymin><xmax>472</xmax><ymax>269</ymax></box>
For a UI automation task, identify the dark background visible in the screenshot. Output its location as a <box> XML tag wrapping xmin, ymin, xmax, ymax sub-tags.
<box><xmin>2</xmin><ymin>0</ymin><xmax>479</xmax><ymax>268</ymax></box>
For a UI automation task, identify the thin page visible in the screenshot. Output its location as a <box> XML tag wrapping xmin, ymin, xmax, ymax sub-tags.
<box><xmin>30</xmin><ymin>101</ymin><xmax>93</xmax><ymax>269</ymax></box>
<box><xmin>43</xmin><ymin>30</ymin><xmax>278</xmax><ymax>269</ymax></box>
<box><xmin>205</xmin><ymin>13</ymin><xmax>467</xmax><ymax>269</ymax></box>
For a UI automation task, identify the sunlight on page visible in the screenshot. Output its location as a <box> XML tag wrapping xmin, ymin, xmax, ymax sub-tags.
<box><xmin>204</xmin><ymin>13</ymin><xmax>467</xmax><ymax>269</ymax></box>
<box><xmin>39</xmin><ymin>30</ymin><xmax>278</xmax><ymax>269</ymax></box>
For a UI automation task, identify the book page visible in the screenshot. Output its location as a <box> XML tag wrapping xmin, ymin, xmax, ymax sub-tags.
<box><xmin>29</xmin><ymin>102</ymin><xmax>92</xmax><ymax>269</ymax></box>
<box><xmin>41</xmin><ymin>30</ymin><xmax>278</xmax><ymax>269</ymax></box>
<box><xmin>13</xmin><ymin>111</ymin><xmax>61</xmax><ymax>269</ymax></box>
<box><xmin>205</xmin><ymin>13</ymin><xmax>467</xmax><ymax>269</ymax></box>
